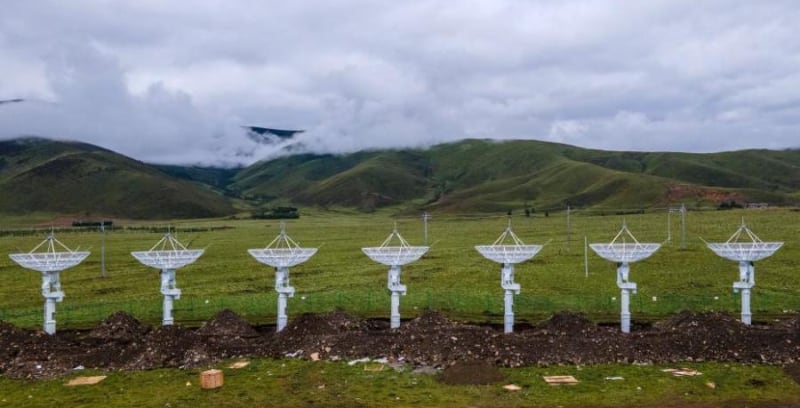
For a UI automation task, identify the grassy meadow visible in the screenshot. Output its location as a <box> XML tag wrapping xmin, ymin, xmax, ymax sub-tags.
<box><xmin>1</xmin><ymin>360</ymin><xmax>798</xmax><ymax>408</ymax></box>
<box><xmin>1</xmin><ymin>208</ymin><xmax>799</xmax><ymax>408</ymax></box>
<box><xmin>0</xmin><ymin>208</ymin><xmax>797</xmax><ymax>328</ymax></box>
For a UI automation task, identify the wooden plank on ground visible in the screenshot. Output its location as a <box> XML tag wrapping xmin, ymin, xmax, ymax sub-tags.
<box><xmin>66</xmin><ymin>376</ymin><xmax>107</xmax><ymax>386</ymax></box>
<box><xmin>543</xmin><ymin>375</ymin><xmax>579</xmax><ymax>385</ymax></box>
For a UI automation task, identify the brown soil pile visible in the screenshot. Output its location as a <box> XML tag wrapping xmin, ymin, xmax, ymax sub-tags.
<box><xmin>535</xmin><ymin>311</ymin><xmax>597</xmax><ymax>335</ymax></box>
<box><xmin>197</xmin><ymin>309</ymin><xmax>259</xmax><ymax>338</ymax></box>
<box><xmin>655</xmin><ymin>311</ymin><xmax>743</xmax><ymax>332</ymax></box>
<box><xmin>274</xmin><ymin>310</ymin><xmax>368</xmax><ymax>359</ymax></box>
<box><xmin>124</xmin><ymin>325</ymin><xmax>211</xmax><ymax>370</ymax></box>
<box><xmin>2</xmin><ymin>310</ymin><xmax>800</xmax><ymax>379</ymax></box>
<box><xmin>439</xmin><ymin>360</ymin><xmax>506</xmax><ymax>385</ymax></box>
<box><xmin>402</xmin><ymin>310</ymin><xmax>460</xmax><ymax>332</ymax></box>
<box><xmin>280</xmin><ymin>310</ymin><xmax>366</xmax><ymax>337</ymax></box>
<box><xmin>88</xmin><ymin>311</ymin><xmax>150</xmax><ymax>343</ymax></box>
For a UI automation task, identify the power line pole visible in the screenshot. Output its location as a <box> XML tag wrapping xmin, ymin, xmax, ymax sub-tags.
<box><xmin>422</xmin><ymin>211</ymin><xmax>431</xmax><ymax>246</ymax></box>
<box><xmin>666</xmin><ymin>209</ymin><xmax>672</xmax><ymax>243</ymax></box>
<box><xmin>584</xmin><ymin>235</ymin><xmax>589</xmax><ymax>278</ymax></box>
<box><xmin>566</xmin><ymin>205</ymin><xmax>571</xmax><ymax>251</ymax></box>
<box><xmin>100</xmin><ymin>222</ymin><xmax>106</xmax><ymax>278</ymax></box>
<box><xmin>680</xmin><ymin>204</ymin><xmax>687</xmax><ymax>250</ymax></box>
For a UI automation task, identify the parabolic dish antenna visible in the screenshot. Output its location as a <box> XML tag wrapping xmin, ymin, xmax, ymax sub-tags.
<box><xmin>248</xmin><ymin>224</ymin><xmax>318</xmax><ymax>332</ymax></box>
<box><xmin>475</xmin><ymin>222</ymin><xmax>544</xmax><ymax>333</ymax></box>
<box><xmin>590</xmin><ymin>223</ymin><xmax>661</xmax><ymax>333</ymax></box>
<box><xmin>706</xmin><ymin>221</ymin><xmax>783</xmax><ymax>263</ymax></box>
<box><xmin>362</xmin><ymin>225</ymin><xmax>429</xmax><ymax>329</ymax></box>
<box><xmin>475</xmin><ymin>223</ymin><xmax>543</xmax><ymax>265</ymax></box>
<box><xmin>131</xmin><ymin>232</ymin><xmax>204</xmax><ymax>326</ymax></box>
<box><xmin>9</xmin><ymin>233</ymin><xmax>90</xmax><ymax>334</ymax></box>
<box><xmin>705</xmin><ymin>221</ymin><xmax>783</xmax><ymax>325</ymax></box>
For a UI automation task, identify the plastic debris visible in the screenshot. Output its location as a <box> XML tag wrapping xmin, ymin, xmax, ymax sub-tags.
<box><xmin>662</xmin><ymin>368</ymin><xmax>702</xmax><ymax>377</ymax></box>
<box><xmin>348</xmin><ymin>357</ymin><xmax>371</xmax><ymax>366</ymax></box>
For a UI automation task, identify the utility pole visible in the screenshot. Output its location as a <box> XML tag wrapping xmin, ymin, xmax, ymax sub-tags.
<box><xmin>566</xmin><ymin>206</ymin><xmax>571</xmax><ymax>251</ymax></box>
<box><xmin>680</xmin><ymin>204</ymin><xmax>687</xmax><ymax>250</ymax></box>
<box><xmin>584</xmin><ymin>235</ymin><xmax>589</xmax><ymax>278</ymax></box>
<box><xmin>666</xmin><ymin>209</ymin><xmax>672</xmax><ymax>243</ymax></box>
<box><xmin>422</xmin><ymin>212</ymin><xmax>431</xmax><ymax>246</ymax></box>
<box><xmin>100</xmin><ymin>222</ymin><xmax>106</xmax><ymax>278</ymax></box>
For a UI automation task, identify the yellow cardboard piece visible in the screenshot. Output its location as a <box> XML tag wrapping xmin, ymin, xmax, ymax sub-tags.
<box><xmin>229</xmin><ymin>361</ymin><xmax>250</xmax><ymax>369</ymax></box>
<box><xmin>543</xmin><ymin>375</ymin><xmax>579</xmax><ymax>385</ymax></box>
<box><xmin>66</xmin><ymin>376</ymin><xmax>107</xmax><ymax>386</ymax></box>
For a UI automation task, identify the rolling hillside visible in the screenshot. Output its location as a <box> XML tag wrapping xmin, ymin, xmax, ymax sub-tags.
<box><xmin>2</xmin><ymin>137</ymin><xmax>797</xmax><ymax>218</ymax></box>
<box><xmin>231</xmin><ymin>139</ymin><xmax>800</xmax><ymax>212</ymax></box>
<box><xmin>0</xmin><ymin>137</ymin><xmax>235</xmax><ymax>219</ymax></box>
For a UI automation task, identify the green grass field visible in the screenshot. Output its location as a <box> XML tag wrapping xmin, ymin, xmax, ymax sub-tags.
<box><xmin>0</xmin><ymin>360</ymin><xmax>798</xmax><ymax>408</ymax></box>
<box><xmin>1</xmin><ymin>209</ymin><xmax>799</xmax><ymax>407</ymax></box>
<box><xmin>0</xmin><ymin>208</ymin><xmax>797</xmax><ymax>328</ymax></box>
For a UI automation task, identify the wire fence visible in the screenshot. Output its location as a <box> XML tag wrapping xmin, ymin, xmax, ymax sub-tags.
<box><xmin>1</xmin><ymin>206</ymin><xmax>797</xmax><ymax>329</ymax></box>
<box><xmin>2</xmin><ymin>289</ymin><xmax>796</xmax><ymax>330</ymax></box>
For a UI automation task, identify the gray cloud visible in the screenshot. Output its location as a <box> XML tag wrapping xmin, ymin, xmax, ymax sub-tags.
<box><xmin>1</xmin><ymin>0</ymin><xmax>799</xmax><ymax>165</ymax></box>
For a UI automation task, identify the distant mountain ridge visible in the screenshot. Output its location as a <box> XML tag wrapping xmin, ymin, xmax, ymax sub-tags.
<box><xmin>231</xmin><ymin>139</ymin><xmax>800</xmax><ymax>212</ymax></box>
<box><xmin>1</xmin><ymin>137</ymin><xmax>798</xmax><ymax>219</ymax></box>
<box><xmin>0</xmin><ymin>137</ymin><xmax>234</xmax><ymax>219</ymax></box>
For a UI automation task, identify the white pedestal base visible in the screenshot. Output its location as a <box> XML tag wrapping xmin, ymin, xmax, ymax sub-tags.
<box><xmin>160</xmin><ymin>269</ymin><xmax>181</xmax><ymax>326</ymax></box>
<box><xmin>501</xmin><ymin>264</ymin><xmax>521</xmax><ymax>334</ymax></box>
<box><xmin>617</xmin><ymin>263</ymin><xmax>637</xmax><ymax>334</ymax></box>
<box><xmin>387</xmin><ymin>266</ymin><xmax>406</xmax><ymax>329</ymax></box>
<box><xmin>275</xmin><ymin>267</ymin><xmax>295</xmax><ymax>332</ymax></box>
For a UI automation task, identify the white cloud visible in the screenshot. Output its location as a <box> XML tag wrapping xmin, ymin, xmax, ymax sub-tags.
<box><xmin>1</xmin><ymin>0</ymin><xmax>799</xmax><ymax>165</ymax></box>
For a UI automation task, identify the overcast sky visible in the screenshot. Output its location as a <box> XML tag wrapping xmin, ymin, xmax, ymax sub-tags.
<box><xmin>1</xmin><ymin>1</ymin><xmax>799</xmax><ymax>165</ymax></box>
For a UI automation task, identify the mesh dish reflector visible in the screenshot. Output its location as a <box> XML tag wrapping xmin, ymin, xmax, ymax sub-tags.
<box><xmin>362</xmin><ymin>246</ymin><xmax>429</xmax><ymax>266</ymax></box>
<box><xmin>9</xmin><ymin>252</ymin><xmax>90</xmax><ymax>272</ymax></box>
<box><xmin>706</xmin><ymin>242</ymin><xmax>783</xmax><ymax>262</ymax></box>
<box><xmin>474</xmin><ymin>245</ymin><xmax>542</xmax><ymax>264</ymax></box>
<box><xmin>248</xmin><ymin>248</ymin><xmax>318</xmax><ymax>268</ymax></box>
<box><xmin>131</xmin><ymin>249</ymin><xmax>204</xmax><ymax>270</ymax></box>
<box><xmin>589</xmin><ymin>243</ymin><xmax>660</xmax><ymax>263</ymax></box>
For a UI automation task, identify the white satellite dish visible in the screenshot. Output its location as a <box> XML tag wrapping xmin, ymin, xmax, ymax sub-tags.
<box><xmin>248</xmin><ymin>223</ymin><xmax>317</xmax><ymax>332</ymax></box>
<box><xmin>590</xmin><ymin>223</ymin><xmax>660</xmax><ymax>333</ymax></box>
<box><xmin>705</xmin><ymin>221</ymin><xmax>783</xmax><ymax>325</ymax></box>
<box><xmin>362</xmin><ymin>225</ymin><xmax>429</xmax><ymax>329</ymax></box>
<box><xmin>131</xmin><ymin>232</ymin><xmax>204</xmax><ymax>326</ymax></box>
<box><xmin>9</xmin><ymin>233</ymin><xmax>90</xmax><ymax>334</ymax></box>
<box><xmin>475</xmin><ymin>221</ymin><xmax>543</xmax><ymax>333</ymax></box>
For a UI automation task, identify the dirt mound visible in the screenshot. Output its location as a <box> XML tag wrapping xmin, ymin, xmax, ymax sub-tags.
<box><xmin>777</xmin><ymin>314</ymin><xmax>800</xmax><ymax>331</ymax></box>
<box><xmin>402</xmin><ymin>310</ymin><xmax>459</xmax><ymax>332</ymax></box>
<box><xmin>280</xmin><ymin>310</ymin><xmax>365</xmax><ymax>337</ymax></box>
<box><xmin>536</xmin><ymin>311</ymin><xmax>596</xmax><ymax>334</ymax></box>
<box><xmin>88</xmin><ymin>311</ymin><xmax>150</xmax><ymax>343</ymax></box>
<box><xmin>0</xmin><ymin>320</ymin><xmax>26</xmax><ymax>343</ymax></box>
<box><xmin>0</xmin><ymin>321</ymin><xmax>31</xmax><ymax>373</ymax></box>
<box><xmin>0</xmin><ymin>320</ymin><xmax>20</xmax><ymax>333</ymax></box>
<box><xmin>197</xmin><ymin>309</ymin><xmax>259</xmax><ymax>338</ymax></box>
<box><xmin>125</xmin><ymin>325</ymin><xmax>212</xmax><ymax>370</ymax></box>
<box><xmin>4</xmin><ymin>310</ymin><xmax>800</xmax><ymax>379</ymax></box>
<box><xmin>439</xmin><ymin>360</ymin><xmax>506</xmax><ymax>385</ymax></box>
<box><xmin>655</xmin><ymin>311</ymin><xmax>744</xmax><ymax>332</ymax></box>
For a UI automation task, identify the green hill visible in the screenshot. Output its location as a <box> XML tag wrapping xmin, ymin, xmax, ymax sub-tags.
<box><xmin>0</xmin><ymin>137</ymin><xmax>235</xmax><ymax>219</ymax></box>
<box><xmin>231</xmin><ymin>139</ymin><xmax>800</xmax><ymax>212</ymax></box>
<box><xmin>3</xmin><ymin>137</ymin><xmax>797</xmax><ymax>218</ymax></box>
